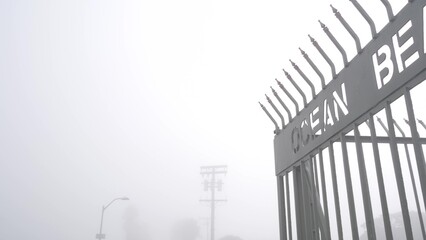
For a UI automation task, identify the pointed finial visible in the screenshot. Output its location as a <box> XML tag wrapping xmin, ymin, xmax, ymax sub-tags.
<box><xmin>259</xmin><ymin>102</ymin><xmax>267</xmax><ymax>110</ymax></box>
<box><xmin>319</xmin><ymin>20</ymin><xmax>328</xmax><ymax>30</ymax></box>
<box><xmin>289</xmin><ymin>59</ymin><xmax>298</xmax><ymax>70</ymax></box>
<box><xmin>265</xmin><ymin>94</ymin><xmax>271</xmax><ymax>102</ymax></box>
<box><xmin>275</xmin><ymin>78</ymin><xmax>283</xmax><ymax>87</ymax></box>
<box><xmin>283</xmin><ymin>69</ymin><xmax>290</xmax><ymax>78</ymax></box>
<box><xmin>331</xmin><ymin>4</ymin><xmax>339</xmax><ymax>14</ymax></box>
<box><xmin>270</xmin><ymin>86</ymin><xmax>277</xmax><ymax>94</ymax></box>
<box><xmin>309</xmin><ymin>34</ymin><xmax>316</xmax><ymax>44</ymax></box>
<box><xmin>299</xmin><ymin>47</ymin><xmax>307</xmax><ymax>57</ymax></box>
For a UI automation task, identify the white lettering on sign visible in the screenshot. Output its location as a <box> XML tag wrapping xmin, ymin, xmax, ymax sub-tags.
<box><xmin>291</xmin><ymin>83</ymin><xmax>348</xmax><ymax>153</ymax></box>
<box><xmin>373</xmin><ymin>19</ymin><xmax>420</xmax><ymax>89</ymax></box>
<box><xmin>372</xmin><ymin>45</ymin><xmax>394</xmax><ymax>89</ymax></box>
<box><xmin>393</xmin><ymin>20</ymin><xmax>419</xmax><ymax>73</ymax></box>
<box><xmin>310</xmin><ymin>106</ymin><xmax>320</xmax><ymax>136</ymax></box>
<box><xmin>288</xmin><ymin>4</ymin><xmax>426</xmax><ymax>155</ymax></box>
<box><xmin>333</xmin><ymin>83</ymin><xmax>348</xmax><ymax>120</ymax></box>
<box><xmin>323</xmin><ymin>98</ymin><xmax>334</xmax><ymax>129</ymax></box>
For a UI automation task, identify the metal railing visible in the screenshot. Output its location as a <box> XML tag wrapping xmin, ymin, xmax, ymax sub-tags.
<box><xmin>259</xmin><ymin>0</ymin><xmax>426</xmax><ymax>239</ymax></box>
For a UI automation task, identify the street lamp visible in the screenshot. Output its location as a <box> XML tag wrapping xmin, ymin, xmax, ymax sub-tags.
<box><xmin>96</xmin><ymin>197</ymin><xmax>129</xmax><ymax>240</ymax></box>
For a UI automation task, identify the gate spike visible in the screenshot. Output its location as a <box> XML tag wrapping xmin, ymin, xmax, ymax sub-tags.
<box><xmin>331</xmin><ymin>5</ymin><xmax>362</xmax><ymax>54</ymax></box>
<box><xmin>259</xmin><ymin>101</ymin><xmax>280</xmax><ymax>134</ymax></box>
<box><xmin>309</xmin><ymin>34</ymin><xmax>337</xmax><ymax>79</ymax></box>
<box><xmin>380</xmin><ymin>0</ymin><xmax>394</xmax><ymax>21</ymax></box>
<box><xmin>393</xmin><ymin>120</ymin><xmax>406</xmax><ymax>137</ymax></box>
<box><xmin>275</xmin><ymin>78</ymin><xmax>300</xmax><ymax>114</ymax></box>
<box><xmin>403</xmin><ymin>118</ymin><xmax>410</xmax><ymax>125</ymax></box>
<box><xmin>271</xmin><ymin>86</ymin><xmax>292</xmax><ymax>122</ymax></box>
<box><xmin>376</xmin><ymin>117</ymin><xmax>389</xmax><ymax>135</ymax></box>
<box><xmin>290</xmin><ymin>59</ymin><xmax>316</xmax><ymax>99</ymax></box>
<box><xmin>349</xmin><ymin>0</ymin><xmax>377</xmax><ymax>38</ymax></box>
<box><xmin>403</xmin><ymin>118</ymin><xmax>414</xmax><ymax>130</ymax></box>
<box><xmin>300</xmin><ymin>47</ymin><xmax>326</xmax><ymax>89</ymax></box>
<box><xmin>418</xmin><ymin>119</ymin><xmax>426</xmax><ymax>130</ymax></box>
<box><xmin>266</xmin><ymin>94</ymin><xmax>286</xmax><ymax>129</ymax></box>
<box><xmin>283</xmin><ymin>68</ymin><xmax>308</xmax><ymax>107</ymax></box>
<box><xmin>319</xmin><ymin>20</ymin><xmax>349</xmax><ymax>67</ymax></box>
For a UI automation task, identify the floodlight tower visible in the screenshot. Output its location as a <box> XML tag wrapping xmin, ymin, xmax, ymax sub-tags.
<box><xmin>200</xmin><ymin>165</ymin><xmax>227</xmax><ymax>240</ymax></box>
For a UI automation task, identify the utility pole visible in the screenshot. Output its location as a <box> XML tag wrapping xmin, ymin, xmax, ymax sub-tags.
<box><xmin>200</xmin><ymin>165</ymin><xmax>227</xmax><ymax>240</ymax></box>
<box><xmin>199</xmin><ymin>217</ymin><xmax>210</xmax><ymax>240</ymax></box>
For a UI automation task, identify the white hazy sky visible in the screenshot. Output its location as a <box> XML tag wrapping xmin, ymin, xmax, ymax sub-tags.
<box><xmin>0</xmin><ymin>0</ymin><xmax>408</xmax><ymax>239</ymax></box>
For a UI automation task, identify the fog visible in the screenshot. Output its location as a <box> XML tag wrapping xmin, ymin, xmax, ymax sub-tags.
<box><xmin>0</xmin><ymin>0</ymin><xmax>409</xmax><ymax>239</ymax></box>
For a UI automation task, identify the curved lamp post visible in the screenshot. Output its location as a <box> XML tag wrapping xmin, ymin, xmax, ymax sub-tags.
<box><xmin>96</xmin><ymin>197</ymin><xmax>129</xmax><ymax>239</ymax></box>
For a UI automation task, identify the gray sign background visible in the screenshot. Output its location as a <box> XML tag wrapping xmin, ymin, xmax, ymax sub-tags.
<box><xmin>274</xmin><ymin>0</ymin><xmax>426</xmax><ymax>175</ymax></box>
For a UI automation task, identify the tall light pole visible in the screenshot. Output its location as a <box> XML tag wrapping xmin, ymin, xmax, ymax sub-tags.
<box><xmin>96</xmin><ymin>197</ymin><xmax>129</xmax><ymax>240</ymax></box>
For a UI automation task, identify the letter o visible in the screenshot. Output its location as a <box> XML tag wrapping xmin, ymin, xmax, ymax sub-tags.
<box><xmin>292</xmin><ymin>127</ymin><xmax>300</xmax><ymax>154</ymax></box>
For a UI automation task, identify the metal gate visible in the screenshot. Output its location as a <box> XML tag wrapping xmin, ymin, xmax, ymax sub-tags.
<box><xmin>260</xmin><ymin>0</ymin><xmax>426</xmax><ymax>239</ymax></box>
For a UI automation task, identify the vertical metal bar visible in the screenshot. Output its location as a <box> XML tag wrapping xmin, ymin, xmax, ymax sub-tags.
<box><xmin>309</xmin><ymin>155</ymin><xmax>328</xmax><ymax>240</ymax></box>
<box><xmin>259</xmin><ymin>102</ymin><xmax>280</xmax><ymax>134</ymax></box>
<box><xmin>380</xmin><ymin>0</ymin><xmax>395</xmax><ymax>21</ymax></box>
<box><xmin>301</xmin><ymin>161</ymin><xmax>311</xmax><ymax>239</ymax></box>
<box><xmin>286</xmin><ymin>173</ymin><xmax>292</xmax><ymax>240</ymax></box>
<box><xmin>277</xmin><ymin>175</ymin><xmax>288</xmax><ymax>240</ymax></box>
<box><xmin>266</xmin><ymin>94</ymin><xmax>285</xmax><ymax>129</ymax></box>
<box><xmin>276</xmin><ymin>79</ymin><xmax>300</xmax><ymax>114</ymax></box>
<box><xmin>283</xmin><ymin>69</ymin><xmax>308</xmax><ymax>107</ymax></box>
<box><xmin>349</xmin><ymin>0</ymin><xmax>377</xmax><ymax>38</ymax></box>
<box><xmin>354</xmin><ymin>124</ymin><xmax>376</xmax><ymax>239</ymax></box>
<box><xmin>290</xmin><ymin>59</ymin><xmax>317</xmax><ymax>99</ymax></box>
<box><xmin>271</xmin><ymin>87</ymin><xmax>292</xmax><ymax>122</ymax></box>
<box><xmin>319</xmin><ymin>20</ymin><xmax>349</xmax><ymax>67</ymax></box>
<box><xmin>385</xmin><ymin>102</ymin><xmax>413</xmax><ymax>240</ymax></box>
<box><xmin>405</xmin><ymin>88</ymin><xmax>426</xmax><ymax>217</ymax></box>
<box><xmin>331</xmin><ymin>5</ymin><xmax>362</xmax><ymax>54</ymax></box>
<box><xmin>299</xmin><ymin>48</ymin><xmax>326</xmax><ymax>89</ymax></box>
<box><xmin>340</xmin><ymin>132</ymin><xmax>359</xmax><ymax>240</ymax></box>
<box><xmin>394</xmin><ymin>120</ymin><xmax>426</xmax><ymax>239</ymax></box>
<box><xmin>313</xmin><ymin>155</ymin><xmax>320</xmax><ymax>196</ymax></box>
<box><xmin>308</xmin><ymin>158</ymin><xmax>318</xmax><ymax>240</ymax></box>
<box><xmin>294</xmin><ymin>166</ymin><xmax>304</xmax><ymax>240</ymax></box>
<box><xmin>329</xmin><ymin>142</ymin><xmax>344</xmax><ymax>240</ymax></box>
<box><xmin>309</xmin><ymin>35</ymin><xmax>337</xmax><ymax>79</ymax></box>
<box><xmin>319</xmin><ymin>149</ymin><xmax>331</xmax><ymax>239</ymax></box>
<box><xmin>368</xmin><ymin>114</ymin><xmax>393</xmax><ymax>240</ymax></box>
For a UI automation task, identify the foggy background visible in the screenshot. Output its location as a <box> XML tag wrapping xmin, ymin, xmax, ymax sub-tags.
<box><xmin>0</xmin><ymin>0</ymin><xmax>408</xmax><ymax>239</ymax></box>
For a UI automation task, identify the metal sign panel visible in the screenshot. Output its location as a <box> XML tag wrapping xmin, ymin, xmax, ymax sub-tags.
<box><xmin>273</xmin><ymin>0</ymin><xmax>426</xmax><ymax>174</ymax></box>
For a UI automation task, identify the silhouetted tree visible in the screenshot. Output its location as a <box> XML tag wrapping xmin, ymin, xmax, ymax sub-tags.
<box><xmin>123</xmin><ymin>206</ymin><xmax>150</xmax><ymax>240</ymax></box>
<box><xmin>170</xmin><ymin>218</ymin><xmax>199</xmax><ymax>240</ymax></box>
<box><xmin>359</xmin><ymin>211</ymin><xmax>425</xmax><ymax>239</ymax></box>
<box><xmin>218</xmin><ymin>235</ymin><xmax>243</xmax><ymax>240</ymax></box>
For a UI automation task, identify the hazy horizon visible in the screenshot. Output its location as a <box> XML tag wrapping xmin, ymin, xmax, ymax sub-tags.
<box><xmin>0</xmin><ymin>0</ymin><xmax>408</xmax><ymax>239</ymax></box>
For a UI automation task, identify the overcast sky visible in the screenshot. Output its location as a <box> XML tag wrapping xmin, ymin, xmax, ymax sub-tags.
<box><xmin>0</xmin><ymin>0</ymin><xmax>408</xmax><ymax>239</ymax></box>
